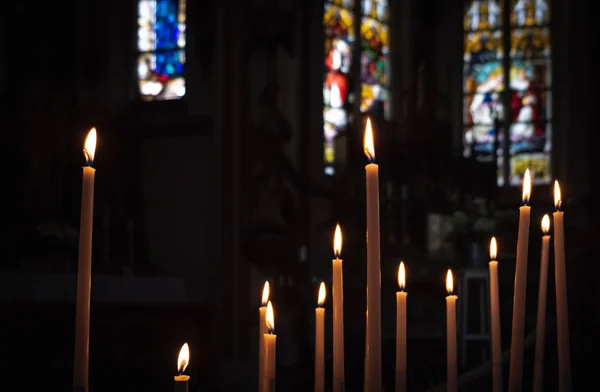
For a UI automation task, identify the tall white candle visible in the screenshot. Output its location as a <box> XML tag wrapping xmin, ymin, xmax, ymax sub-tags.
<box><xmin>73</xmin><ymin>128</ymin><xmax>97</xmax><ymax>392</ymax></box>
<box><xmin>332</xmin><ymin>224</ymin><xmax>345</xmax><ymax>392</ymax></box>
<box><xmin>263</xmin><ymin>301</ymin><xmax>277</xmax><ymax>392</ymax></box>
<box><xmin>446</xmin><ymin>270</ymin><xmax>458</xmax><ymax>392</ymax></box>
<box><xmin>489</xmin><ymin>237</ymin><xmax>502</xmax><ymax>392</ymax></box>
<box><xmin>315</xmin><ymin>283</ymin><xmax>326</xmax><ymax>392</ymax></box>
<box><xmin>533</xmin><ymin>215</ymin><xmax>551</xmax><ymax>392</ymax></box>
<box><xmin>364</xmin><ymin>118</ymin><xmax>382</xmax><ymax>392</ymax></box>
<box><xmin>174</xmin><ymin>343</ymin><xmax>190</xmax><ymax>392</ymax></box>
<box><xmin>508</xmin><ymin>169</ymin><xmax>532</xmax><ymax>392</ymax></box>
<box><xmin>553</xmin><ymin>181</ymin><xmax>572</xmax><ymax>392</ymax></box>
<box><xmin>395</xmin><ymin>262</ymin><xmax>407</xmax><ymax>392</ymax></box>
<box><xmin>259</xmin><ymin>281</ymin><xmax>270</xmax><ymax>392</ymax></box>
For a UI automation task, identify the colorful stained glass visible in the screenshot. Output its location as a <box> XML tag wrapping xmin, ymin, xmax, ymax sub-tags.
<box><xmin>323</xmin><ymin>0</ymin><xmax>355</xmax><ymax>176</ymax></box>
<box><xmin>508</xmin><ymin>0</ymin><xmax>551</xmax><ymax>185</ymax></box>
<box><xmin>360</xmin><ymin>0</ymin><xmax>389</xmax><ymax>117</ymax></box>
<box><xmin>463</xmin><ymin>0</ymin><xmax>552</xmax><ymax>186</ymax></box>
<box><xmin>463</xmin><ymin>1</ymin><xmax>504</xmax><ymax>184</ymax></box>
<box><xmin>137</xmin><ymin>0</ymin><xmax>186</xmax><ymax>101</ymax></box>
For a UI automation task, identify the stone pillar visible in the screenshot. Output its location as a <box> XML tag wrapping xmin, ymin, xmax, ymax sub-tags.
<box><xmin>214</xmin><ymin>0</ymin><xmax>247</xmax><ymax>372</ymax></box>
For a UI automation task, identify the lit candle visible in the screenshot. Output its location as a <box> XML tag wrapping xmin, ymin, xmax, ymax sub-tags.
<box><xmin>508</xmin><ymin>169</ymin><xmax>531</xmax><ymax>392</ymax></box>
<box><xmin>263</xmin><ymin>301</ymin><xmax>277</xmax><ymax>392</ymax></box>
<box><xmin>364</xmin><ymin>118</ymin><xmax>382</xmax><ymax>392</ymax></box>
<box><xmin>446</xmin><ymin>269</ymin><xmax>458</xmax><ymax>392</ymax></box>
<box><xmin>489</xmin><ymin>237</ymin><xmax>502</xmax><ymax>392</ymax></box>
<box><xmin>174</xmin><ymin>343</ymin><xmax>190</xmax><ymax>392</ymax></box>
<box><xmin>332</xmin><ymin>224</ymin><xmax>345</xmax><ymax>392</ymax></box>
<box><xmin>315</xmin><ymin>282</ymin><xmax>326</xmax><ymax>392</ymax></box>
<box><xmin>395</xmin><ymin>261</ymin><xmax>407</xmax><ymax>392</ymax></box>
<box><xmin>73</xmin><ymin>128</ymin><xmax>97</xmax><ymax>392</ymax></box>
<box><xmin>259</xmin><ymin>281</ymin><xmax>270</xmax><ymax>392</ymax></box>
<box><xmin>533</xmin><ymin>215</ymin><xmax>551</xmax><ymax>392</ymax></box>
<box><xmin>553</xmin><ymin>181</ymin><xmax>572</xmax><ymax>392</ymax></box>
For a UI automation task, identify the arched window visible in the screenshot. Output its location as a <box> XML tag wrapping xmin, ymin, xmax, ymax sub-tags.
<box><xmin>463</xmin><ymin>0</ymin><xmax>551</xmax><ymax>186</ymax></box>
<box><xmin>137</xmin><ymin>0</ymin><xmax>186</xmax><ymax>101</ymax></box>
<box><xmin>323</xmin><ymin>0</ymin><xmax>390</xmax><ymax>176</ymax></box>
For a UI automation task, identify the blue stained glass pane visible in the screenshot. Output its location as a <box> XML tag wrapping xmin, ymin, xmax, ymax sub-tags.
<box><xmin>156</xmin><ymin>0</ymin><xmax>180</xmax><ymax>50</ymax></box>
<box><xmin>138</xmin><ymin>0</ymin><xmax>186</xmax><ymax>100</ymax></box>
<box><xmin>154</xmin><ymin>50</ymin><xmax>185</xmax><ymax>76</ymax></box>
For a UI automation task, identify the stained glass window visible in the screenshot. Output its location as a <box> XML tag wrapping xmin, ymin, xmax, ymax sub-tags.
<box><xmin>137</xmin><ymin>0</ymin><xmax>186</xmax><ymax>101</ymax></box>
<box><xmin>360</xmin><ymin>0</ymin><xmax>390</xmax><ymax>118</ymax></box>
<box><xmin>463</xmin><ymin>0</ymin><xmax>551</xmax><ymax>186</ymax></box>
<box><xmin>508</xmin><ymin>0</ymin><xmax>551</xmax><ymax>185</ymax></box>
<box><xmin>323</xmin><ymin>0</ymin><xmax>355</xmax><ymax>176</ymax></box>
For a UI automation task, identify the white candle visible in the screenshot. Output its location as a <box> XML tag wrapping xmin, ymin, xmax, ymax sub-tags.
<box><xmin>489</xmin><ymin>237</ymin><xmax>502</xmax><ymax>392</ymax></box>
<box><xmin>174</xmin><ymin>343</ymin><xmax>190</xmax><ymax>392</ymax></box>
<box><xmin>315</xmin><ymin>283</ymin><xmax>326</xmax><ymax>392</ymax></box>
<box><xmin>533</xmin><ymin>215</ymin><xmax>551</xmax><ymax>392</ymax></box>
<box><xmin>553</xmin><ymin>181</ymin><xmax>572</xmax><ymax>392</ymax></box>
<box><xmin>73</xmin><ymin>128</ymin><xmax>97</xmax><ymax>392</ymax></box>
<box><xmin>508</xmin><ymin>169</ymin><xmax>532</xmax><ymax>392</ymax></box>
<box><xmin>364</xmin><ymin>118</ymin><xmax>382</xmax><ymax>392</ymax></box>
<box><xmin>259</xmin><ymin>281</ymin><xmax>270</xmax><ymax>392</ymax></box>
<box><xmin>332</xmin><ymin>224</ymin><xmax>345</xmax><ymax>392</ymax></box>
<box><xmin>395</xmin><ymin>262</ymin><xmax>407</xmax><ymax>392</ymax></box>
<box><xmin>263</xmin><ymin>301</ymin><xmax>277</xmax><ymax>392</ymax></box>
<box><xmin>446</xmin><ymin>270</ymin><xmax>458</xmax><ymax>392</ymax></box>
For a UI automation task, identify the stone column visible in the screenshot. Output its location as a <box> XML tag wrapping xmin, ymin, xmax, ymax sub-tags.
<box><xmin>215</xmin><ymin>0</ymin><xmax>245</xmax><ymax>366</ymax></box>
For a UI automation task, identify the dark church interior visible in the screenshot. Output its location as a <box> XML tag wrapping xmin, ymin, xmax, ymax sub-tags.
<box><xmin>0</xmin><ymin>0</ymin><xmax>597</xmax><ymax>391</ymax></box>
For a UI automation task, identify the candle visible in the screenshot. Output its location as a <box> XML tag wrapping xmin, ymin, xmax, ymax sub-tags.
<box><xmin>259</xmin><ymin>281</ymin><xmax>270</xmax><ymax>392</ymax></box>
<box><xmin>315</xmin><ymin>282</ymin><xmax>326</xmax><ymax>392</ymax></box>
<box><xmin>508</xmin><ymin>169</ymin><xmax>531</xmax><ymax>392</ymax></box>
<box><xmin>263</xmin><ymin>301</ymin><xmax>277</xmax><ymax>392</ymax></box>
<box><xmin>533</xmin><ymin>215</ymin><xmax>551</xmax><ymax>392</ymax></box>
<box><xmin>332</xmin><ymin>224</ymin><xmax>345</xmax><ymax>392</ymax></box>
<box><xmin>553</xmin><ymin>181</ymin><xmax>572</xmax><ymax>392</ymax></box>
<box><xmin>489</xmin><ymin>237</ymin><xmax>502</xmax><ymax>392</ymax></box>
<box><xmin>446</xmin><ymin>269</ymin><xmax>458</xmax><ymax>392</ymax></box>
<box><xmin>364</xmin><ymin>118</ymin><xmax>382</xmax><ymax>392</ymax></box>
<box><xmin>73</xmin><ymin>128</ymin><xmax>97</xmax><ymax>392</ymax></box>
<box><xmin>174</xmin><ymin>343</ymin><xmax>190</xmax><ymax>392</ymax></box>
<box><xmin>395</xmin><ymin>261</ymin><xmax>407</xmax><ymax>392</ymax></box>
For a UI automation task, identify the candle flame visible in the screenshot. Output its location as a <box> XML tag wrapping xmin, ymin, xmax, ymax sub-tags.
<box><xmin>489</xmin><ymin>237</ymin><xmax>497</xmax><ymax>260</ymax></box>
<box><xmin>363</xmin><ymin>118</ymin><xmax>375</xmax><ymax>161</ymax></box>
<box><xmin>541</xmin><ymin>214</ymin><xmax>550</xmax><ymax>234</ymax></box>
<box><xmin>83</xmin><ymin>128</ymin><xmax>97</xmax><ymax>165</ymax></box>
<box><xmin>261</xmin><ymin>281</ymin><xmax>270</xmax><ymax>306</ymax></box>
<box><xmin>446</xmin><ymin>269</ymin><xmax>454</xmax><ymax>295</ymax></box>
<box><xmin>266</xmin><ymin>301</ymin><xmax>275</xmax><ymax>332</ymax></box>
<box><xmin>522</xmin><ymin>169</ymin><xmax>531</xmax><ymax>204</ymax></box>
<box><xmin>333</xmin><ymin>224</ymin><xmax>342</xmax><ymax>257</ymax></box>
<box><xmin>317</xmin><ymin>282</ymin><xmax>326</xmax><ymax>306</ymax></box>
<box><xmin>554</xmin><ymin>180</ymin><xmax>562</xmax><ymax>210</ymax></box>
<box><xmin>398</xmin><ymin>261</ymin><xmax>406</xmax><ymax>291</ymax></box>
<box><xmin>177</xmin><ymin>343</ymin><xmax>190</xmax><ymax>375</ymax></box>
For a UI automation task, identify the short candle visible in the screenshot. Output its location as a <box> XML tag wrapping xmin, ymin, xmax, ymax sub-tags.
<box><xmin>174</xmin><ymin>343</ymin><xmax>190</xmax><ymax>392</ymax></box>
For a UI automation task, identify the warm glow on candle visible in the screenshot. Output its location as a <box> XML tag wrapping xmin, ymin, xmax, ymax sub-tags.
<box><xmin>83</xmin><ymin>128</ymin><xmax>97</xmax><ymax>165</ymax></box>
<box><xmin>318</xmin><ymin>282</ymin><xmax>327</xmax><ymax>306</ymax></box>
<box><xmin>398</xmin><ymin>261</ymin><xmax>406</xmax><ymax>291</ymax></box>
<box><xmin>541</xmin><ymin>214</ymin><xmax>550</xmax><ymax>234</ymax></box>
<box><xmin>522</xmin><ymin>169</ymin><xmax>531</xmax><ymax>204</ymax></box>
<box><xmin>334</xmin><ymin>224</ymin><xmax>342</xmax><ymax>257</ymax></box>
<box><xmin>490</xmin><ymin>237</ymin><xmax>497</xmax><ymax>260</ymax></box>
<box><xmin>266</xmin><ymin>301</ymin><xmax>275</xmax><ymax>332</ymax></box>
<box><xmin>554</xmin><ymin>180</ymin><xmax>562</xmax><ymax>210</ymax></box>
<box><xmin>177</xmin><ymin>343</ymin><xmax>190</xmax><ymax>375</ymax></box>
<box><xmin>363</xmin><ymin>118</ymin><xmax>375</xmax><ymax>161</ymax></box>
<box><xmin>446</xmin><ymin>269</ymin><xmax>454</xmax><ymax>295</ymax></box>
<box><xmin>261</xmin><ymin>281</ymin><xmax>270</xmax><ymax>306</ymax></box>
